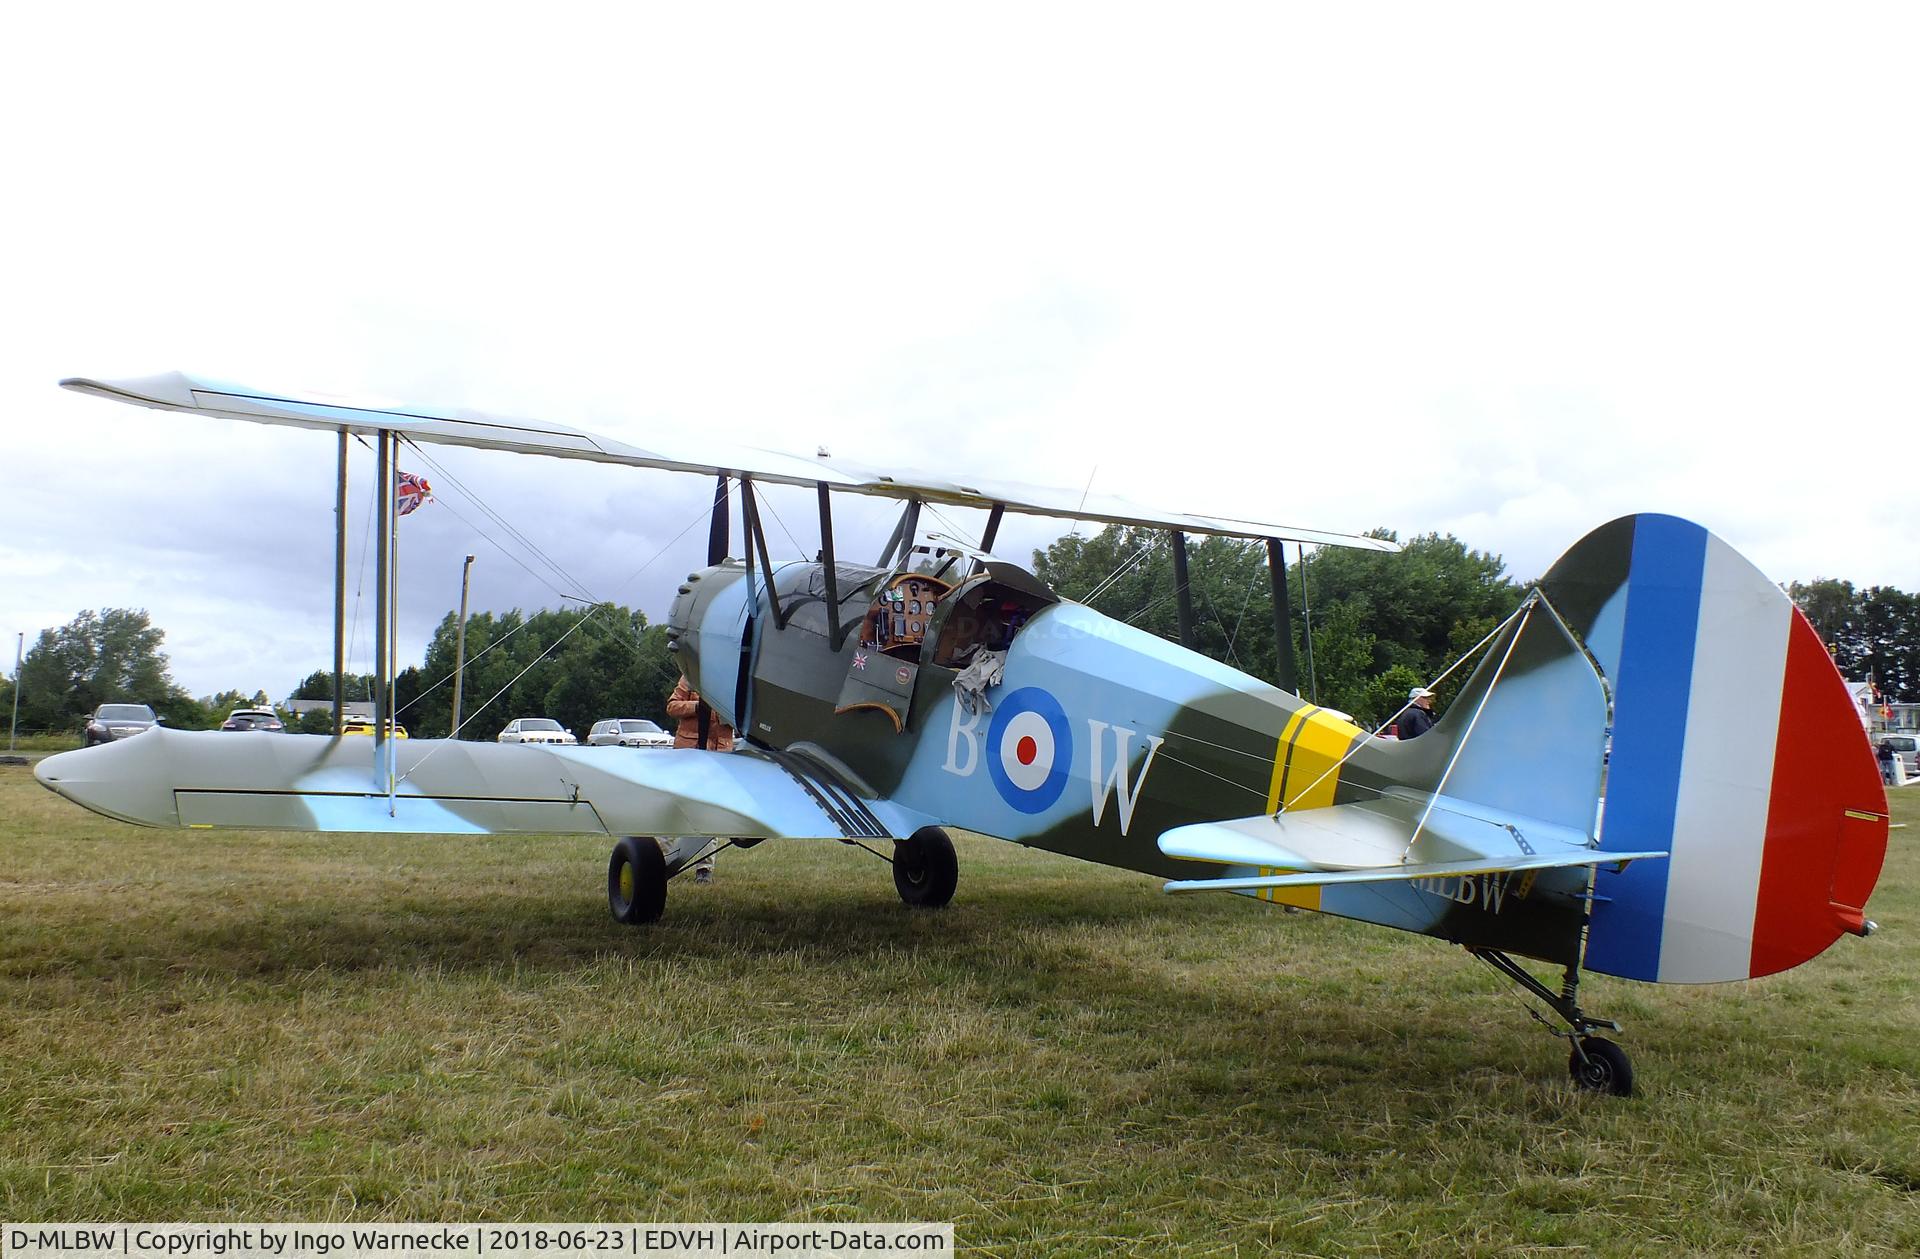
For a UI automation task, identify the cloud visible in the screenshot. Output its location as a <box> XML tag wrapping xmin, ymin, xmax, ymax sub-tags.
<box><xmin>4</xmin><ymin>5</ymin><xmax>1916</xmax><ymax>699</ymax></box>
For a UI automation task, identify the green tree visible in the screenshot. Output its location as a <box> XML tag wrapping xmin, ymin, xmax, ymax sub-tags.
<box><xmin>1788</xmin><ymin>579</ymin><xmax>1917</xmax><ymax>700</ymax></box>
<box><xmin>1857</xmin><ymin>586</ymin><xmax>1917</xmax><ymax>701</ymax></box>
<box><xmin>1789</xmin><ymin>579</ymin><xmax>1866</xmax><ymax>675</ymax></box>
<box><xmin>15</xmin><ymin>608</ymin><xmax>190</xmax><ymax>732</ymax></box>
<box><xmin>288</xmin><ymin>669</ymin><xmax>375</xmax><ymax>703</ymax></box>
<box><xmin>1032</xmin><ymin>525</ymin><xmax>1523</xmax><ymax>726</ymax></box>
<box><xmin>403</xmin><ymin>603</ymin><xmax>678</xmax><ymax>740</ymax></box>
<box><xmin>1031</xmin><ymin>528</ymin><xmax>1281</xmax><ymax>677</ymax></box>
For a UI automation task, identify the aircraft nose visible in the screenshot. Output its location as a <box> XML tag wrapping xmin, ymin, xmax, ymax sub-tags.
<box><xmin>34</xmin><ymin>733</ymin><xmax>181</xmax><ymax>828</ymax></box>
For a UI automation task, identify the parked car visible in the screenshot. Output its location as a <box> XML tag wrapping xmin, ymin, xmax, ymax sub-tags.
<box><xmin>221</xmin><ymin>707</ymin><xmax>286</xmax><ymax>732</ymax></box>
<box><xmin>587</xmin><ymin>718</ymin><xmax>672</xmax><ymax>748</ymax></box>
<box><xmin>85</xmin><ymin>703</ymin><xmax>158</xmax><ymax>746</ymax></box>
<box><xmin>497</xmin><ymin>717</ymin><xmax>577</xmax><ymax>746</ymax></box>
<box><xmin>1875</xmin><ymin>732</ymin><xmax>1918</xmax><ymax>779</ymax></box>
<box><xmin>340</xmin><ymin>717</ymin><xmax>409</xmax><ymax>739</ymax></box>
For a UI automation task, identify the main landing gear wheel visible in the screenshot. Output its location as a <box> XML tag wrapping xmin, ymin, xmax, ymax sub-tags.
<box><xmin>893</xmin><ymin>826</ymin><xmax>958</xmax><ymax>909</ymax></box>
<box><xmin>1569</xmin><ymin>1037</ymin><xmax>1634</xmax><ymax>1097</ymax></box>
<box><xmin>608</xmin><ymin>836</ymin><xmax>667</xmax><ymax>925</ymax></box>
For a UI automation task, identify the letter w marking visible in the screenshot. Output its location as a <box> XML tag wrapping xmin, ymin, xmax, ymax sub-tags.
<box><xmin>1086</xmin><ymin>720</ymin><xmax>1164</xmax><ymax>836</ymax></box>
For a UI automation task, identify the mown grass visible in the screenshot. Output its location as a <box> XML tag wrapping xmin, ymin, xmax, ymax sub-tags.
<box><xmin>1</xmin><ymin>764</ymin><xmax>1916</xmax><ymax>1255</ymax></box>
<box><xmin>2</xmin><ymin>733</ymin><xmax>81</xmax><ymax>753</ymax></box>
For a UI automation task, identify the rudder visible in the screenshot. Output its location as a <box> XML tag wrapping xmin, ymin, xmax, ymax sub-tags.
<box><xmin>1540</xmin><ymin>514</ymin><xmax>1887</xmax><ymax>983</ymax></box>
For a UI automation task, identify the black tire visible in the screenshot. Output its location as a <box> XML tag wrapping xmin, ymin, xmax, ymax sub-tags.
<box><xmin>893</xmin><ymin>826</ymin><xmax>958</xmax><ymax>909</ymax></box>
<box><xmin>1569</xmin><ymin>1037</ymin><xmax>1634</xmax><ymax>1096</ymax></box>
<box><xmin>608</xmin><ymin>836</ymin><xmax>667</xmax><ymax>925</ymax></box>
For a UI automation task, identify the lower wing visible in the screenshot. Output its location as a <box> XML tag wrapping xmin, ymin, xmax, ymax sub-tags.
<box><xmin>36</xmin><ymin>729</ymin><xmax>928</xmax><ymax>841</ymax></box>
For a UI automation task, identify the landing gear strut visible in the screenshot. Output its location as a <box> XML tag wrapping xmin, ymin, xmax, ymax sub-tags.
<box><xmin>1470</xmin><ymin>948</ymin><xmax>1633</xmax><ymax>1096</ymax></box>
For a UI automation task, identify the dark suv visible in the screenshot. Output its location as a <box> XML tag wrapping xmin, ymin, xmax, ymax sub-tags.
<box><xmin>85</xmin><ymin>703</ymin><xmax>158</xmax><ymax>746</ymax></box>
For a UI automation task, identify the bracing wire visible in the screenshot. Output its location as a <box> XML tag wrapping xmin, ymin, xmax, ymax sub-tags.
<box><xmin>383</xmin><ymin>438</ymin><xmax>722</xmax><ymax>733</ymax></box>
<box><xmin>751</xmin><ymin>484</ymin><xmax>808</xmax><ymax>557</ymax></box>
<box><xmin>1219</xmin><ymin>558</ymin><xmax>1265</xmax><ymax>662</ymax></box>
<box><xmin>1399</xmin><ymin>596</ymin><xmax>1538</xmax><ymax>859</ymax></box>
<box><xmin>425</xmin><ymin>489</ymin><xmax>593</xmax><ymax>604</ymax></box>
<box><xmin>1274</xmin><ymin>597</ymin><xmax>1533</xmax><ymax>817</ymax></box>
<box><xmin>396</xmin><ymin>603</ymin><xmax>610</xmax><ymax>784</ymax></box>
<box><xmin>402</xmin><ymin>443</ymin><xmax>582</xmax><ymax>597</ymax></box>
<box><xmin>1083</xmin><ymin>536</ymin><xmax>1160</xmax><ymax>605</ymax></box>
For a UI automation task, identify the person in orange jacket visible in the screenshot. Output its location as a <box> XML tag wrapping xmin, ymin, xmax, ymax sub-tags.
<box><xmin>664</xmin><ymin>675</ymin><xmax>733</xmax><ymax>881</ymax></box>
<box><xmin>667</xmin><ymin>675</ymin><xmax>735</xmax><ymax>751</ymax></box>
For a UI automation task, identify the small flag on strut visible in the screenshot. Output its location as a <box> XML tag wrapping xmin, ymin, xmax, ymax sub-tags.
<box><xmin>396</xmin><ymin>471</ymin><xmax>432</xmax><ymax>516</ymax></box>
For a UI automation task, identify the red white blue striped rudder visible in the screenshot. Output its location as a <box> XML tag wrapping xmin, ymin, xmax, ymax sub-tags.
<box><xmin>1540</xmin><ymin>515</ymin><xmax>1887</xmax><ymax>984</ymax></box>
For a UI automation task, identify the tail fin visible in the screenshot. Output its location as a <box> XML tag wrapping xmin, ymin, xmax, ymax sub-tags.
<box><xmin>1541</xmin><ymin>514</ymin><xmax>1888</xmax><ymax>983</ymax></box>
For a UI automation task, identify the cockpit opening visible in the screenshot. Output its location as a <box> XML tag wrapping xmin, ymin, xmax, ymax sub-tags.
<box><xmin>924</xmin><ymin>574</ymin><xmax>1053</xmax><ymax>667</ymax></box>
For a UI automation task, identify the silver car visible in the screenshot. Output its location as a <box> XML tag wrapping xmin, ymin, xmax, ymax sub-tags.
<box><xmin>85</xmin><ymin>703</ymin><xmax>158</xmax><ymax>746</ymax></box>
<box><xmin>587</xmin><ymin>718</ymin><xmax>672</xmax><ymax>748</ymax></box>
<box><xmin>496</xmin><ymin>717</ymin><xmax>577</xmax><ymax>746</ymax></box>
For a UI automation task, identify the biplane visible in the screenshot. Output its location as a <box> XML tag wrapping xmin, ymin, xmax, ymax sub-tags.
<box><xmin>38</xmin><ymin>373</ymin><xmax>1889</xmax><ymax>1095</ymax></box>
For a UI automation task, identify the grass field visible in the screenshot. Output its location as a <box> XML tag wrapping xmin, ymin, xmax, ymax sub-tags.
<box><xmin>2</xmin><ymin>763</ymin><xmax>1915</xmax><ymax>1256</ymax></box>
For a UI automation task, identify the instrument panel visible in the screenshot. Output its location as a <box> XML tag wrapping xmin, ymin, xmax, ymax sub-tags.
<box><xmin>868</xmin><ymin>573</ymin><xmax>952</xmax><ymax>650</ymax></box>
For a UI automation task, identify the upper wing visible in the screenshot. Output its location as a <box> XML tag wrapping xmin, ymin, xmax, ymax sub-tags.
<box><xmin>35</xmin><ymin>728</ymin><xmax>933</xmax><ymax>841</ymax></box>
<box><xmin>1156</xmin><ymin>791</ymin><xmax>1666</xmax><ymax>894</ymax></box>
<box><xmin>60</xmin><ymin>372</ymin><xmax>1396</xmax><ymax>551</ymax></box>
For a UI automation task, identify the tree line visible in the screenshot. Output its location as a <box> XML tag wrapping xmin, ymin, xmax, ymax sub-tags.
<box><xmin>1786</xmin><ymin>580</ymin><xmax>1917</xmax><ymax>703</ymax></box>
<box><xmin>6</xmin><ymin>604</ymin><xmax>683</xmax><ymax>739</ymax></box>
<box><xmin>8</xmin><ymin>543</ymin><xmax>1914</xmax><ymax>738</ymax></box>
<box><xmin>1030</xmin><ymin>526</ymin><xmax>1522</xmax><ymax>726</ymax></box>
<box><xmin>283</xmin><ymin>605</ymin><xmax>681</xmax><ymax>738</ymax></box>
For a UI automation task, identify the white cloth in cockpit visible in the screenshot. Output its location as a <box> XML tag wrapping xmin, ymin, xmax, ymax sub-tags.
<box><xmin>953</xmin><ymin>648</ymin><xmax>1008</xmax><ymax>715</ymax></box>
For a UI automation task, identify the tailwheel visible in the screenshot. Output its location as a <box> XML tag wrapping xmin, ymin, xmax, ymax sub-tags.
<box><xmin>1469</xmin><ymin>948</ymin><xmax>1633</xmax><ymax>1096</ymax></box>
<box><xmin>608</xmin><ymin>836</ymin><xmax>667</xmax><ymax>925</ymax></box>
<box><xmin>893</xmin><ymin>825</ymin><xmax>958</xmax><ymax>909</ymax></box>
<box><xmin>1570</xmin><ymin>1037</ymin><xmax>1634</xmax><ymax>1096</ymax></box>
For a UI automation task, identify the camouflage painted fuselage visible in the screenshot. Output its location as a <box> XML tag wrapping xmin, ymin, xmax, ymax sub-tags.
<box><xmin>668</xmin><ymin>559</ymin><xmax>1594</xmax><ymax>967</ymax></box>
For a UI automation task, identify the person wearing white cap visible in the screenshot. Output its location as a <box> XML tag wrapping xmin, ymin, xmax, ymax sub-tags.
<box><xmin>1399</xmin><ymin>687</ymin><xmax>1438</xmax><ymax>739</ymax></box>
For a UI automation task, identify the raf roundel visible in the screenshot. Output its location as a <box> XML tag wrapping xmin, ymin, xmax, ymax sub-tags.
<box><xmin>985</xmin><ymin>687</ymin><xmax>1072</xmax><ymax>813</ymax></box>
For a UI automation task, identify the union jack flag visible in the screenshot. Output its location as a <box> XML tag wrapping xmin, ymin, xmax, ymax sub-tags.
<box><xmin>395</xmin><ymin>470</ymin><xmax>432</xmax><ymax>516</ymax></box>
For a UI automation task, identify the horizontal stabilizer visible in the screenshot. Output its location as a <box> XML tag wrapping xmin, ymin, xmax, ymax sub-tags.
<box><xmin>1157</xmin><ymin>790</ymin><xmax>1660</xmax><ymax>894</ymax></box>
<box><xmin>1163</xmin><ymin>847</ymin><xmax>1666</xmax><ymax>895</ymax></box>
<box><xmin>1161</xmin><ymin>790</ymin><xmax>1594</xmax><ymax>870</ymax></box>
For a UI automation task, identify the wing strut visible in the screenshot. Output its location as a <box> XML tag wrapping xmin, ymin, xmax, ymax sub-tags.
<box><xmin>817</xmin><ymin>482</ymin><xmax>843</xmax><ymax>650</ymax></box>
<box><xmin>1169</xmin><ymin>530</ymin><xmax>1197</xmax><ymax>649</ymax></box>
<box><xmin>741</xmin><ymin>479</ymin><xmax>785</xmax><ymax>630</ymax></box>
<box><xmin>980</xmin><ymin>502</ymin><xmax>1005</xmax><ymax>552</ymax></box>
<box><xmin>877</xmin><ymin>498</ymin><xmax>921</xmax><ymax>568</ymax></box>
<box><xmin>332</xmin><ymin>429</ymin><xmax>349</xmax><ymax>734</ymax></box>
<box><xmin>372</xmin><ymin>429</ymin><xmax>397</xmax><ymax>807</ymax></box>
<box><xmin>1266</xmin><ymin>538</ymin><xmax>1299</xmax><ymax>694</ymax></box>
<box><xmin>696</xmin><ymin>473</ymin><xmax>728</xmax><ymax>751</ymax></box>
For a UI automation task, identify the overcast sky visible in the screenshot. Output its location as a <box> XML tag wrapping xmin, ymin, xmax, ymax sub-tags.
<box><xmin>3</xmin><ymin>5</ymin><xmax>1915</xmax><ymax>708</ymax></box>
